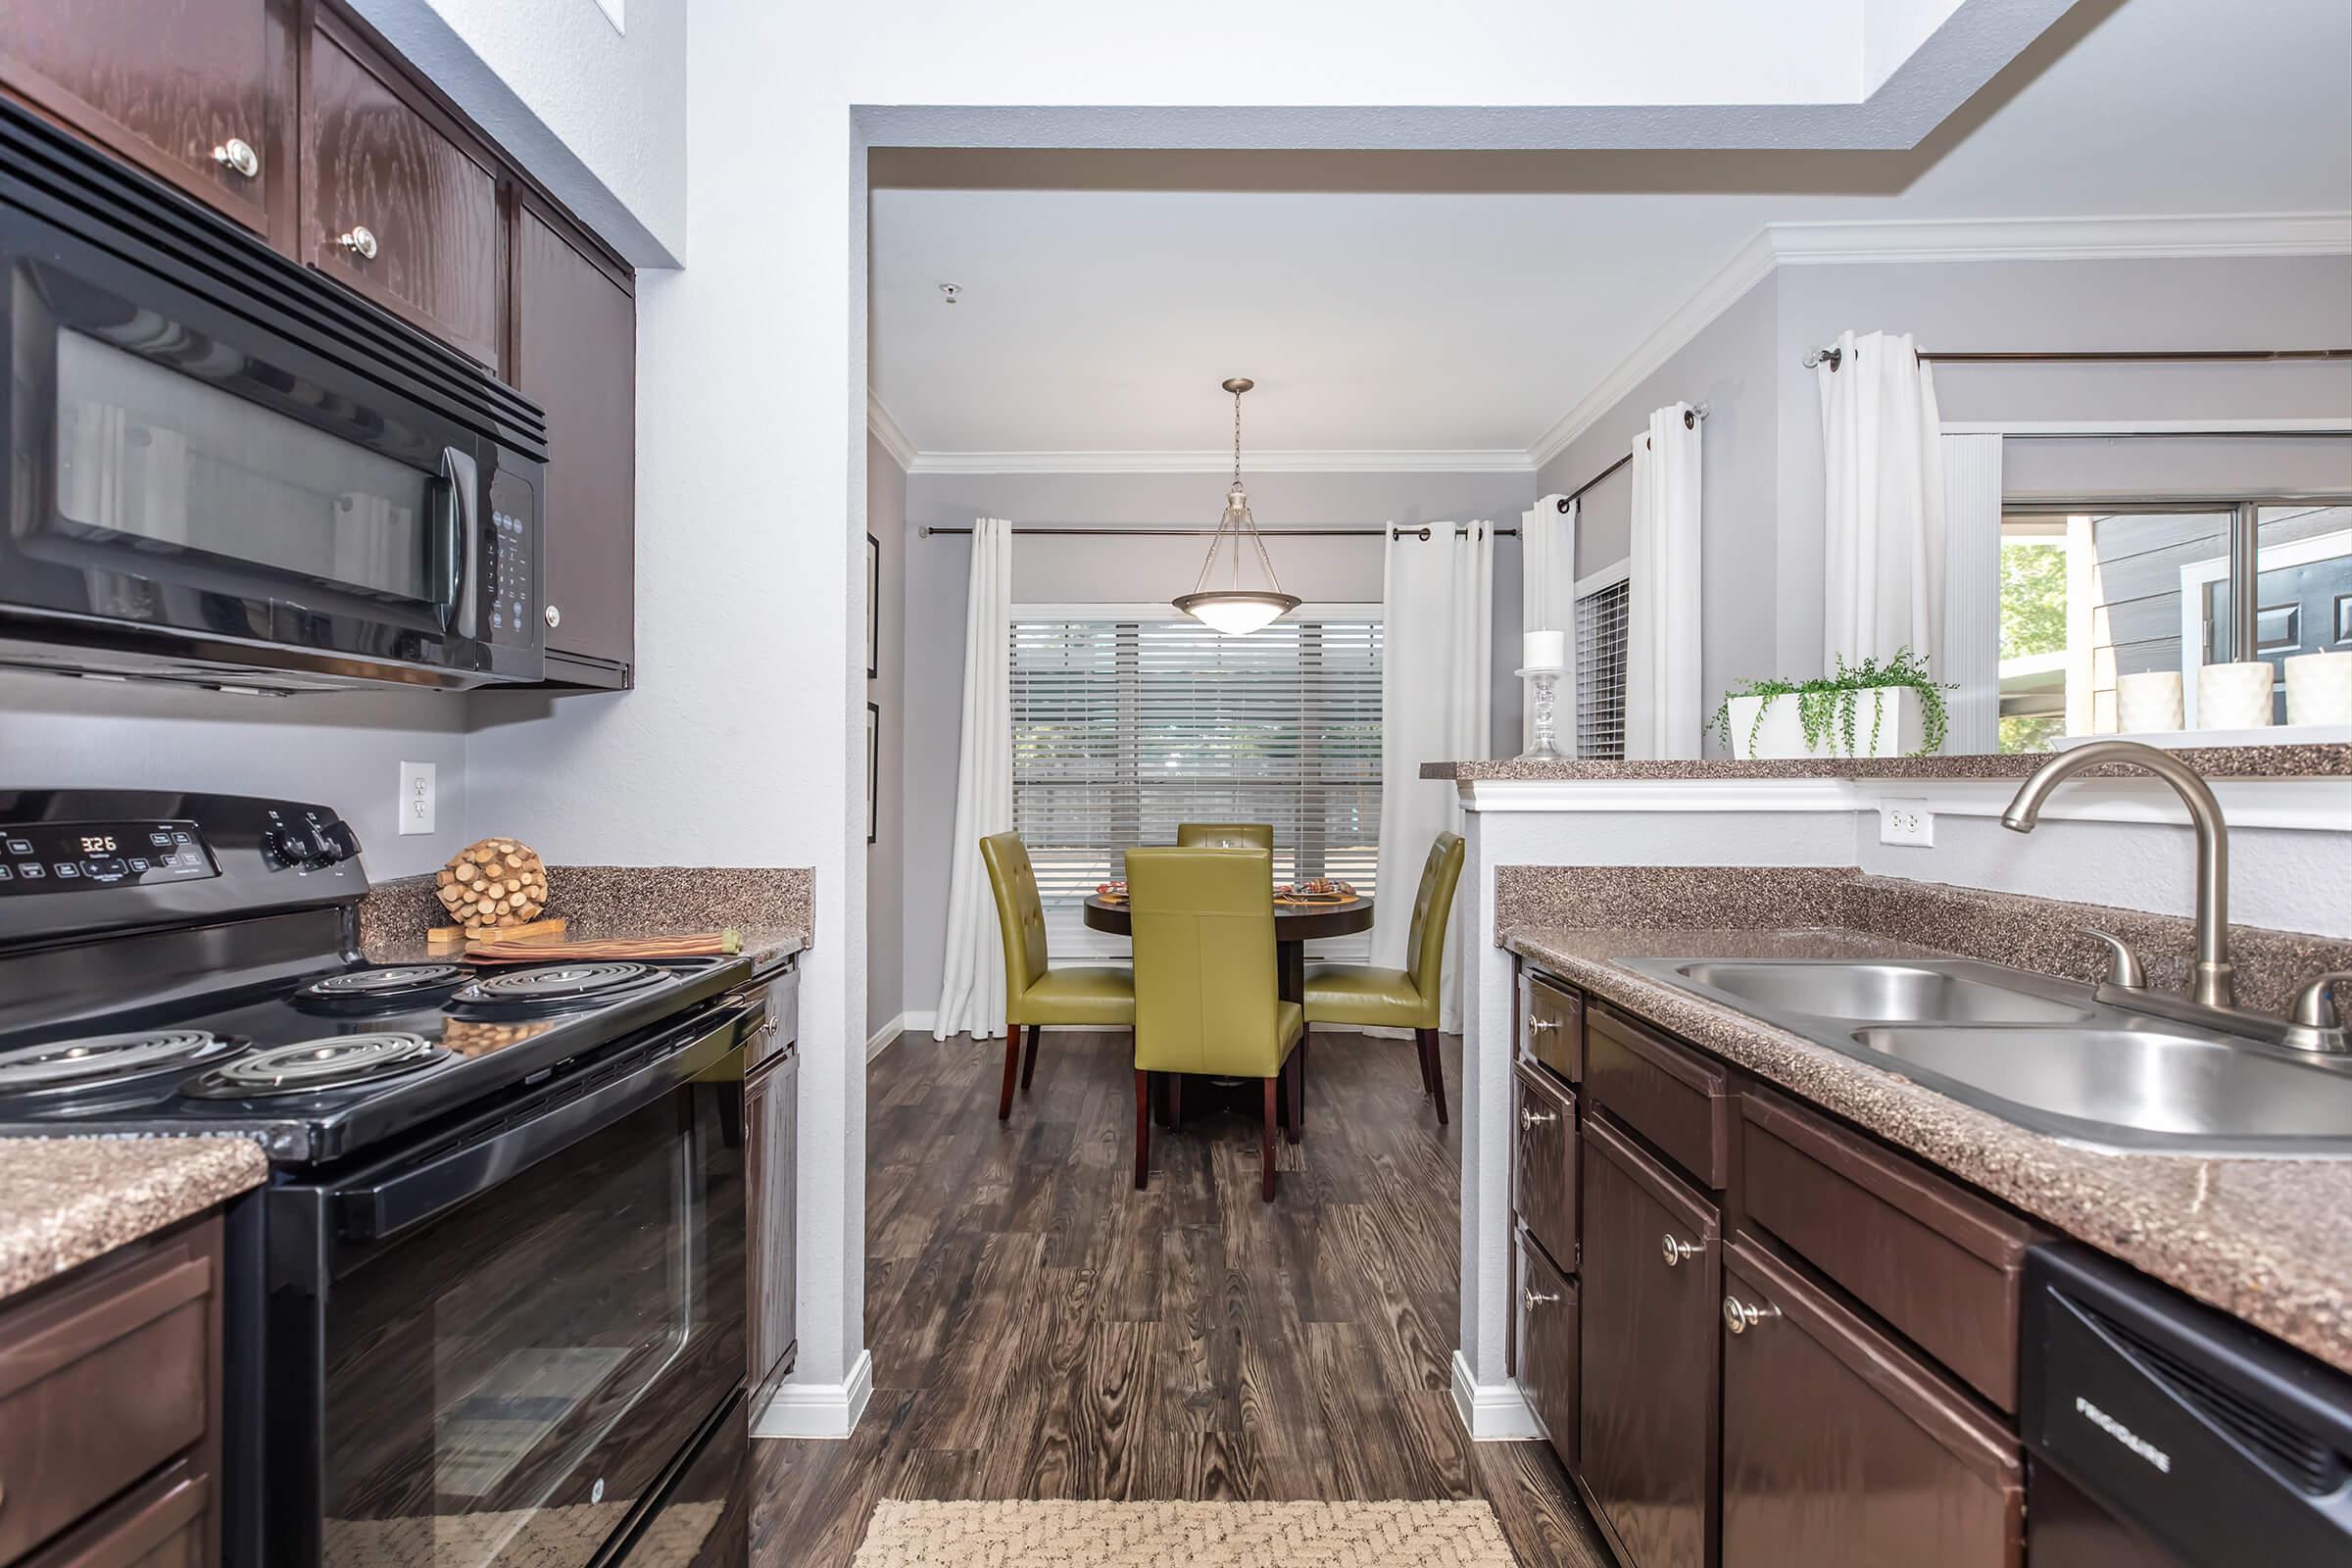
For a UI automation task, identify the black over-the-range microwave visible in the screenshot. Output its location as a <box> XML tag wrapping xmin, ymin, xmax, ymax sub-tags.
<box><xmin>0</xmin><ymin>96</ymin><xmax>548</xmax><ymax>692</ymax></box>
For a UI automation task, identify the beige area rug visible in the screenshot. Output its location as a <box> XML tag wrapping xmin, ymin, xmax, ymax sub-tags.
<box><xmin>851</xmin><ymin>1499</ymin><xmax>1518</xmax><ymax>1567</ymax></box>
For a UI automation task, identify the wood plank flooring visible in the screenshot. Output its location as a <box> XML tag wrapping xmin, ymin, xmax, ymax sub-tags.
<box><xmin>748</xmin><ymin>1027</ymin><xmax>1609</xmax><ymax>1567</ymax></box>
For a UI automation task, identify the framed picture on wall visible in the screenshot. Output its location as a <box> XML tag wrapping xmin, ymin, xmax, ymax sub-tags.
<box><xmin>865</xmin><ymin>701</ymin><xmax>880</xmax><ymax>844</ymax></box>
<box><xmin>864</xmin><ymin>533</ymin><xmax>881</xmax><ymax>679</ymax></box>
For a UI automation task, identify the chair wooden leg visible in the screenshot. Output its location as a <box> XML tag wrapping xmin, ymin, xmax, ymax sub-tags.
<box><xmin>1261</xmin><ymin>1077</ymin><xmax>1280</xmax><ymax>1201</ymax></box>
<box><xmin>998</xmin><ymin>1023</ymin><xmax>1022</xmax><ymax>1120</ymax></box>
<box><xmin>1019</xmin><ymin>1025</ymin><xmax>1041</xmax><ymax>1093</ymax></box>
<box><xmin>1134</xmin><ymin>1070</ymin><xmax>1152</xmax><ymax>1190</ymax></box>
<box><xmin>1413</xmin><ymin>1029</ymin><xmax>1436</xmax><ymax>1096</ymax></box>
<box><xmin>1419</xmin><ymin>1028</ymin><xmax>1449</xmax><ymax>1125</ymax></box>
<box><xmin>1167</xmin><ymin>1073</ymin><xmax>1182</xmax><ymax>1128</ymax></box>
<box><xmin>1284</xmin><ymin>1049</ymin><xmax>1303</xmax><ymax>1145</ymax></box>
<box><xmin>1296</xmin><ymin>1034</ymin><xmax>1308</xmax><ymax>1132</ymax></box>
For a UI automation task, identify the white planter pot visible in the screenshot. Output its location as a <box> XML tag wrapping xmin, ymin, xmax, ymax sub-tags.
<box><xmin>1727</xmin><ymin>686</ymin><xmax>1927</xmax><ymax>760</ymax></box>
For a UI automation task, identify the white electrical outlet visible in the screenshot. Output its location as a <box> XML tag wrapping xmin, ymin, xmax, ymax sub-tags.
<box><xmin>1878</xmin><ymin>797</ymin><xmax>1934</xmax><ymax>847</ymax></box>
<box><xmin>399</xmin><ymin>761</ymin><xmax>437</xmax><ymax>836</ymax></box>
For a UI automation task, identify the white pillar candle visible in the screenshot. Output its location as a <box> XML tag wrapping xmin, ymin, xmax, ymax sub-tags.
<box><xmin>2196</xmin><ymin>660</ymin><xmax>2276</xmax><ymax>728</ymax></box>
<box><xmin>2115</xmin><ymin>670</ymin><xmax>2184</xmax><ymax>733</ymax></box>
<box><xmin>1522</xmin><ymin>630</ymin><xmax>1567</xmax><ymax>671</ymax></box>
<box><xmin>2285</xmin><ymin>651</ymin><xmax>2352</xmax><ymax>726</ymax></box>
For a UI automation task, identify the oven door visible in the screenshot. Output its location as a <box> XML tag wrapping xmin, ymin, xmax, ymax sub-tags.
<box><xmin>275</xmin><ymin>1009</ymin><xmax>748</xmax><ymax>1568</ymax></box>
<box><xmin>0</xmin><ymin>174</ymin><xmax>539</xmax><ymax>689</ymax></box>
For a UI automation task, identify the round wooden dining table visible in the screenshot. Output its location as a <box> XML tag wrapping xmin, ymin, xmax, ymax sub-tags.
<box><xmin>1082</xmin><ymin>892</ymin><xmax>1374</xmax><ymax>1003</ymax></box>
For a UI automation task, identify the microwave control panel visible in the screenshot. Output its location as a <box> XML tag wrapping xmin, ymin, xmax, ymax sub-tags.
<box><xmin>484</xmin><ymin>466</ymin><xmax>540</xmax><ymax>645</ymax></box>
<box><xmin>0</xmin><ymin>820</ymin><xmax>218</xmax><ymax>895</ymax></box>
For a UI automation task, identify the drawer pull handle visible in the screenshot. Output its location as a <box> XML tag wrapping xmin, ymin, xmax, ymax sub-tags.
<box><xmin>1519</xmin><ymin>1106</ymin><xmax>1558</xmax><ymax>1129</ymax></box>
<box><xmin>1660</xmin><ymin>1233</ymin><xmax>1700</xmax><ymax>1268</ymax></box>
<box><xmin>1528</xmin><ymin>1018</ymin><xmax>1560</xmax><ymax>1032</ymax></box>
<box><xmin>339</xmin><ymin>225</ymin><xmax>379</xmax><ymax>260</ymax></box>
<box><xmin>1724</xmin><ymin>1295</ymin><xmax>1782</xmax><ymax>1335</ymax></box>
<box><xmin>213</xmin><ymin>137</ymin><xmax>260</xmax><ymax>178</ymax></box>
<box><xmin>1523</xmin><ymin>1287</ymin><xmax>1560</xmax><ymax>1311</ymax></box>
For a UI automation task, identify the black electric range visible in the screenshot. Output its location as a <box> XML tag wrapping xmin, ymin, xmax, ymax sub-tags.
<box><xmin>0</xmin><ymin>789</ymin><xmax>755</xmax><ymax>1567</ymax></box>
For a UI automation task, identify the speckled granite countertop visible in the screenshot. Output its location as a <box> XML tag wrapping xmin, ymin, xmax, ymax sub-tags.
<box><xmin>1505</xmin><ymin>924</ymin><xmax>2352</xmax><ymax>1373</ymax></box>
<box><xmin>1426</xmin><ymin>741</ymin><xmax>2352</xmax><ymax>782</ymax></box>
<box><xmin>358</xmin><ymin>864</ymin><xmax>810</xmax><ymax>973</ymax></box>
<box><xmin>0</xmin><ymin>1137</ymin><xmax>267</xmax><ymax>1302</ymax></box>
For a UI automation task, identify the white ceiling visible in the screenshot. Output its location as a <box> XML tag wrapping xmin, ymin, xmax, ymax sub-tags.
<box><xmin>869</xmin><ymin>0</ymin><xmax>2352</xmax><ymax>461</ymax></box>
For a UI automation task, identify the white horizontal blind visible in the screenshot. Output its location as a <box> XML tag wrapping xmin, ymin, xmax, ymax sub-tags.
<box><xmin>1010</xmin><ymin>614</ymin><xmax>1384</xmax><ymax>960</ymax></box>
<box><xmin>1576</xmin><ymin>579</ymin><xmax>1630</xmax><ymax>760</ymax></box>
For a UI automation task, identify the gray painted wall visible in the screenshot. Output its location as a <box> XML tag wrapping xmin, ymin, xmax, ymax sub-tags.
<box><xmin>896</xmin><ymin>466</ymin><xmax>1535</xmax><ymax>1020</ymax></box>
<box><xmin>0</xmin><ymin>672</ymin><xmax>470</xmax><ymax>878</ymax></box>
<box><xmin>866</xmin><ymin>436</ymin><xmax>908</xmax><ymax>1038</ymax></box>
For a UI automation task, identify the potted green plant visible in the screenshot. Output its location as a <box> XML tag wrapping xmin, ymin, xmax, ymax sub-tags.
<box><xmin>1710</xmin><ymin>649</ymin><xmax>1952</xmax><ymax>760</ymax></box>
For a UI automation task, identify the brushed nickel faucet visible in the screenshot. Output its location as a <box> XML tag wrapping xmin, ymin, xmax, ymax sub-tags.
<box><xmin>2002</xmin><ymin>740</ymin><xmax>2235</xmax><ymax>1008</ymax></box>
<box><xmin>2002</xmin><ymin>739</ymin><xmax>2347</xmax><ymax>1054</ymax></box>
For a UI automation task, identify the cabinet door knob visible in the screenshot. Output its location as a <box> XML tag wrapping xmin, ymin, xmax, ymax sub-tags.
<box><xmin>1528</xmin><ymin>1017</ymin><xmax>1559</xmax><ymax>1032</ymax></box>
<box><xmin>1723</xmin><ymin>1295</ymin><xmax>1782</xmax><ymax>1335</ymax></box>
<box><xmin>1660</xmin><ymin>1233</ymin><xmax>1700</xmax><ymax>1268</ymax></box>
<box><xmin>544</xmin><ymin>604</ymin><xmax>563</xmax><ymax>629</ymax></box>
<box><xmin>1519</xmin><ymin>1106</ymin><xmax>1558</xmax><ymax>1129</ymax></box>
<box><xmin>339</xmin><ymin>225</ymin><xmax>379</xmax><ymax>261</ymax></box>
<box><xmin>212</xmin><ymin>137</ymin><xmax>260</xmax><ymax>179</ymax></box>
<box><xmin>1523</xmin><ymin>1287</ymin><xmax>1560</xmax><ymax>1311</ymax></box>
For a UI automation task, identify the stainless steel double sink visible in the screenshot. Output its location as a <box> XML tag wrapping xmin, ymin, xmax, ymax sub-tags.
<box><xmin>1620</xmin><ymin>956</ymin><xmax>2352</xmax><ymax>1156</ymax></box>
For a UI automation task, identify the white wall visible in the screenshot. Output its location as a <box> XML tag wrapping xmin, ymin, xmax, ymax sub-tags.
<box><xmin>895</xmin><ymin>466</ymin><xmax>1535</xmax><ymax>1021</ymax></box>
<box><xmin>0</xmin><ymin>672</ymin><xmax>470</xmax><ymax>879</ymax></box>
<box><xmin>363</xmin><ymin>0</ymin><xmax>686</xmax><ymax>264</ymax></box>
<box><xmin>866</xmin><ymin>436</ymin><xmax>908</xmax><ymax>1041</ymax></box>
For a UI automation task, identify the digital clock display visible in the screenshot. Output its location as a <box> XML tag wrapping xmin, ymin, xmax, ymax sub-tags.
<box><xmin>80</xmin><ymin>834</ymin><xmax>118</xmax><ymax>854</ymax></box>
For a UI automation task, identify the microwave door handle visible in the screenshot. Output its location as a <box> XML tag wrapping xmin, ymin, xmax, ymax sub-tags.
<box><xmin>337</xmin><ymin>1004</ymin><xmax>748</xmax><ymax>1244</ymax></box>
<box><xmin>435</xmin><ymin>445</ymin><xmax>477</xmax><ymax>623</ymax></box>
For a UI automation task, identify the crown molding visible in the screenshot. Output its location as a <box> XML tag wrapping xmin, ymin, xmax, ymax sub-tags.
<box><xmin>1523</xmin><ymin>211</ymin><xmax>2352</xmax><ymax>472</ymax></box>
<box><xmin>902</xmin><ymin>448</ymin><xmax>1535</xmax><ymax>475</ymax></box>
<box><xmin>865</xmin><ymin>391</ymin><xmax>918</xmax><ymax>470</ymax></box>
<box><xmin>1524</xmin><ymin>225</ymin><xmax>1779</xmax><ymax>471</ymax></box>
<box><xmin>1767</xmin><ymin>211</ymin><xmax>2352</xmax><ymax>265</ymax></box>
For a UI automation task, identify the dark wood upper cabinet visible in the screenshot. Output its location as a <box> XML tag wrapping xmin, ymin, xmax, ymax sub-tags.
<box><xmin>0</xmin><ymin>0</ymin><xmax>292</xmax><ymax>242</ymax></box>
<box><xmin>1721</xmin><ymin>1235</ymin><xmax>2025</xmax><ymax>1568</ymax></box>
<box><xmin>304</xmin><ymin>15</ymin><xmax>502</xmax><ymax>370</ymax></box>
<box><xmin>514</xmin><ymin>199</ymin><xmax>636</xmax><ymax>682</ymax></box>
<box><xmin>1580</xmin><ymin>1113</ymin><xmax>1721</xmax><ymax>1568</ymax></box>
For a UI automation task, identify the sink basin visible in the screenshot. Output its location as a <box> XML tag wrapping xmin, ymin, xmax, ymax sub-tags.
<box><xmin>1673</xmin><ymin>960</ymin><xmax>2090</xmax><ymax>1024</ymax></box>
<box><xmin>1852</xmin><ymin>1024</ymin><xmax>2352</xmax><ymax>1149</ymax></box>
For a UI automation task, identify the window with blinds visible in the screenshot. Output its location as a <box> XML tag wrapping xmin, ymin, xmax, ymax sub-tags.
<box><xmin>1575</xmin><ymin>578</ymin><xmax>1630</xmax><ymax>760</ymax></box>
<box><xmin>1010</xmin><ymin>612</ymin><xmax>1384</xmax><ymax>959</ymax></box>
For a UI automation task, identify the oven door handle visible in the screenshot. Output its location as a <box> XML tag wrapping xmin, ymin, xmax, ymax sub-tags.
<box><xmin>338</xmin><ymin>1004</ymin><xmax>749</xmax><ymax>1244</ymax></box>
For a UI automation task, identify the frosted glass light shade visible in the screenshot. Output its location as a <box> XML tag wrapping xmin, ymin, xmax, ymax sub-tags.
<box><xmin>1173</xmin><ymin>590</ymin><xmax>1299</xmax><ymax>636</ymax></box>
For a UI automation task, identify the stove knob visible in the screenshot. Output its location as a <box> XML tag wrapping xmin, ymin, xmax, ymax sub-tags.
<box><xmin>261</xmin><ymin>827</ymin><xmax>308</xmax><ymax>868</ymax></box>
<box><xmin>318</xmin><ymin>821</ymin><xmax>363</xmax><ymax>864</ymax></box>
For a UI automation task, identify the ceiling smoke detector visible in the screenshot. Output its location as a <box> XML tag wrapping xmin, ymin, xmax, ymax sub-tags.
<box><xmin>938</xmin><ymin>282</ymin><xmax>961</xmax><ymax>305</ymax></box>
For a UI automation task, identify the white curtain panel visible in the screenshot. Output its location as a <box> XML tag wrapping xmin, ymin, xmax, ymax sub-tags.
<box><xmin>1817</xmin><ymin>328</ymin><xmax>1948</xmax><ymax>670</ymax></box>
<box><xmin>1519</xmin><ymin>493</ymin><xmax>1580</xmax><ymax>752</ymax></box>
<box><xmin>1626</xmin><ymin>405</ymin><xmax>1704</xmax><ymax>760</ymax></box>
<box><xmin>932</xmin><ymin>517</ymin><xmax>1015</xmax><ymax>1041</ymax></box>
<box><xmin>1373</xmin><ymin>520</ymin><xmax>1493</xmax><ymax>1032</ymax></box>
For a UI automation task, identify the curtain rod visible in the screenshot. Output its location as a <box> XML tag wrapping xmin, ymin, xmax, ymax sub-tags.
<box><xmin>918</xmin><ymin>523</ymin><xmax>1518</xmax><ymax>538</ymax></box>
<box><xmin>1551</xmin><ymin>400</ymin><xmax>1710</xmax><ymax>512</ymax></box>
<box><xmin>1803</xmin><ymin>344</ymin><xmax>2352</xmax><ymax>371</ymax></box>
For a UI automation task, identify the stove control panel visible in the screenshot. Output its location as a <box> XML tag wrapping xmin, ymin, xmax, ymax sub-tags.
<box><xmin>0</xmin><ymin>820</ymin><xmax>219</xmax><ymax>895</ymax></box>
<box><xmin>260</xmin><ymin>806</ymin><xmax>363</xmax><ymax>871</ymax></box>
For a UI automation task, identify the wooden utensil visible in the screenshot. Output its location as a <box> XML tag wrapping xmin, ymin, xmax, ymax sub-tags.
<box><xmin>461</xmin><ymin>930</ymin><xmax>744</xmax><ymax>964</ymax></box>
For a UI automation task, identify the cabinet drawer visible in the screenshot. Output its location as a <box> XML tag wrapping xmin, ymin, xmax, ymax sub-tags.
<box><xmin>22</xmin><ymin>1461</ymin><xmax>210</xmax><ymax>1568</ymax></box>
<box><xmin>1521</xmin><ymin>972</ymin><xmax>1584</xmax><ymax>1082</ymax></box>
<box><xmin>1512</xmin><ymin>1060</ymin><xmax>1577</xmax><ymax>1271</ymax></box>
<box><xmin>1586</xmin><ymin>1005</ymin><xmax>1730</xmax><ymax>1188</ymax></box>
<box><xmin>1741</xmin><ymin>1087</ymin><xmax>2041</xmax><ymax>1412</ymax></box>
<box><xmin>0</xmin><ymin>1225</ymin><xmax>217</xmax><ymax>1562</ymax></box>
<box><xmin>1515</xmin><ymin>1229</ymin><xmax>1578</xmax><ymax>1461</ymax></box>
<box><xmin>1723</xmin><ymin>1234</ymin><xmax>2024</xmax><ymax>1568</ymax></box>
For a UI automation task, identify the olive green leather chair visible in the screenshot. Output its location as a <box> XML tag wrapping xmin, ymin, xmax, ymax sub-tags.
<box><xmin>1302</xmin><ymin>831</ymin><xmax>1466</xmax><ymax>1124</ymax></box>
<box><xmin>978</xmin><ymin>832</ymin><xmax>1134</xmax><ymax>1120</ymax></box>
<box><xmin>1125</xmin><ymin>847</ymin><xmax>1303</xmax><ymax>1201</ymax></box>
<box><xmin>1174</xmin><ymin>822</ymin><xmax>1274</xmax><ymax>850</ymax></box>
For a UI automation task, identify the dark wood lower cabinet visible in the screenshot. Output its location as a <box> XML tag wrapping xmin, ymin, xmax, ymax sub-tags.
<box><xmin>1720</xmin><ymin>1236</ymin><xmax>2025</xmax><ymax>1568</ymax></box>
<box><xmin>1579</xmin><ymin>1114</ymin><xmax>1720</xmax><ymax>1568</ymax></box>
<box><xmin>1515</xmin><ymin>1230</ymin><xmax>1579</xmax><ymax>1459</ymax></box>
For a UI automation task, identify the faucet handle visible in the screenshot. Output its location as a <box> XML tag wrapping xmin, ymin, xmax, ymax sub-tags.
<box><xmin>2286</xmin><ymin>972</ymin><xmax>2352</xmax><ymax>1054</ymax></box>
<box><xmin>2085</xmin><ymin>929</ymin><xmax>2148</xmax><ymax>990</ymax></box>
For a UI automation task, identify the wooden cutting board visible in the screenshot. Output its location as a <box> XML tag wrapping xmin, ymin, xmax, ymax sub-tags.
<box><xmin>461</xmin><ymin>930</ymin><xmax>744</xmax><ymax>964</ymax></box>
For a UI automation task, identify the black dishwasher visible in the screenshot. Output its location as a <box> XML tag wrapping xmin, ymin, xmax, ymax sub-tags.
<box><xmin>2022</xmin><ymin>1244</ymin><xmax>2352</xmax><ymax>1566</ymax></box>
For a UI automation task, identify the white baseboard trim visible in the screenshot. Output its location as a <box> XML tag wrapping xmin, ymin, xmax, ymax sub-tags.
<box><xmin>750</xmin><ymin>1349</ymin><xmax>874</xmax><ymax>1440</ymax></box>
<box><xmin>1449</xmin><ymin>1350</ymin><xmax>1543</xmax><ymax>1442</ymax></box>
<box><xmin>865</xmin><ymin>1014</ymin><xmax>904</xmax><ymax>1062</ymax></box>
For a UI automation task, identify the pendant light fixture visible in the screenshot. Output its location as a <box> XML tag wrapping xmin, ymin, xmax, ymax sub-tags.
<box><xmin>1172</xmin><ymin>377</ymin><xmax>1301</xmax><ymax>636</ymax></box>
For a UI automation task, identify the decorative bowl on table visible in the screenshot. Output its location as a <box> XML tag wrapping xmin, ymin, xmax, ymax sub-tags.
<box><xmin>1275</xmin><ymin>878</ymin><xmax>1356</xmax><ymax>906</ymax></box>
<box><xmin>1095</xmin><ymin>881</ymin><xmax>1128</xmax><ymax>904</ymax></box>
